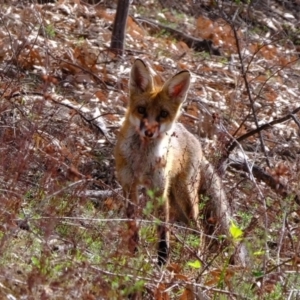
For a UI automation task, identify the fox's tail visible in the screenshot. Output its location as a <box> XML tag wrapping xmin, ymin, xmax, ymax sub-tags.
<box><xmin>200</xmin><ymin>159</ymin><xmax>248</xmax><ymax>266</ymax></box>
<box><xmin>200</xmin><ymin>158</ymin><xmax>231</xmax><ymax>235</ymax></box>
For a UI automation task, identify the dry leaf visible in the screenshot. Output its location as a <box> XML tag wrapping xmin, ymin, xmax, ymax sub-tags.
<box><xmin>154</xmin><ymin>283</ymin><xmax>170</xmax><ymax>300</ymax></box>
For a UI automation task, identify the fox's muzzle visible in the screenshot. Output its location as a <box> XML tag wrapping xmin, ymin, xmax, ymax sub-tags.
<box><xmin>140</xmin><ymin>118</ymin><xmax>159</xmax><ymax>139</ymax></box>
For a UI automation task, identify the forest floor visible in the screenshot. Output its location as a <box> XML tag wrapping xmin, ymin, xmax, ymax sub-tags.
<box><xmin>0</xmin><ymin>0</ymin><xmax>300</xmax><ymax>299</ymax></box>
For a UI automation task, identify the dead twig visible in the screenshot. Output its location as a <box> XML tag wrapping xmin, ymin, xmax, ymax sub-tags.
<box><xmin>227</xmin><ymin>106</ymin><xmax>300</xmax><ymax>153</ymax></box>
<box><xmin>47</xmin><ymin>93</ymin><xmax>114</xmax><ymax>144</ymax></box>
<box><xmin>46</xmin><ymin>51</ymin><xmax>108</xmax><ymax>89</ymax></box>
<box><xmin>230</xmin><ymin>22</ymin><xmax>271</xmax><ymax>167</ymax></box>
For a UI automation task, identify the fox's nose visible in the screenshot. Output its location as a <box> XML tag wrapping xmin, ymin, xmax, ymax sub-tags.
<box><xmin>145</xmin><ymin>130</ymin><xmax>154</xmax><ymax>138</ymax></box>
<box><xmin>142</xmin><ymin>119</ymin><xmax>158</xmax><ymax>138</ymax></box>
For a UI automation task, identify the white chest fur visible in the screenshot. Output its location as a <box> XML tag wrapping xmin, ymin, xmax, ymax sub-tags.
<box><xmin>120</xmin><ymin>127</ymin><xmax>175</xmax><ymax>187</ymax></box>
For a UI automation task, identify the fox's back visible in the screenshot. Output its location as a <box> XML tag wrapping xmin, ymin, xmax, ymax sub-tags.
<box><xmin>170</xmin><ymin>122</ymin><xmax>203</xmax><ymax>167</ymax></box>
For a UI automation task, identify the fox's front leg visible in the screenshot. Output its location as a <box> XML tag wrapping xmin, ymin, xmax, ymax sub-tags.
<box><xmin>155</xmin><ymin>186</ymin><xmax>170</xmax><ymax>266</ymax></box>
<box><xmin>157</xmin><ymin>222</ymin><xmax>169</xmax><ymax>265</ymax></box>
<box><xmin>123</xmin><ymin>183</ymin><xmax>139</xmax><ymax>254</ymax></box>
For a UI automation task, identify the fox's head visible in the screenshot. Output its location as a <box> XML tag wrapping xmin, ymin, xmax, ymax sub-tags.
<box><xmin>128</xmin><ymin>59</ymin><xmax>191</xmax><ymax>140</ymax></box>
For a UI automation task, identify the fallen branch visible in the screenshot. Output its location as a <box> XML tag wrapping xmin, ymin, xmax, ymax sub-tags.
<box><xmin>6</xmin><ymin>91</ymin><xmax>114</xmax><ymax>143</ymax></box>
<box><xmin>47</xmin><ymin>93</ymin><xmax>114</xmax><ymax>144</ymax></box>
<box><xmin>134</xmin><ymin>17</ymin><xmax>221</xmax><ymax>55</ymax></box>
<box><xmin>83</xmin><ymin>188</ymin><xmax>123</xmax><ymax>202</ymax></box>
<box><xmin>47</xmin><ymin>51</ymin><xmax>108</xmax><ymax>89</ymax></box>
<box><xmin>229</xmin><ymin>156</ymin><xmax>299</xmax><ymax>205</ymax></box>
<box><xmin>227</xmin><ymin>106</ymin><xmax>300</xmax><ymax>153</ymax></box>
<box><xmin>186</xmin><ymin>99</ymin><xmax>300</xmax><ymax>202</ymax></box>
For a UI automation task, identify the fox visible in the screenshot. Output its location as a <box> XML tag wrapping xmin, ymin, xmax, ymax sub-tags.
<box><xmin>114</xmin><ymin>59</ymin><xmax>232</xmax><ymax>265</ymax></box>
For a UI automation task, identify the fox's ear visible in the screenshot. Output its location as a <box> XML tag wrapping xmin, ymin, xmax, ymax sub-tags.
<box><xmin>130</xmin><ymin>59</ymin><xmax>153</xmax><ymax>94</ymax></box>
<box><xmin>163</xmin><ymin>70</ymin><xmax>191</xmax><ymax>103</ymax></box>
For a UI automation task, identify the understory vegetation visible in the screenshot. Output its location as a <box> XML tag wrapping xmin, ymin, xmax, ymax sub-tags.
<box><xmin>0</xmin><ymin>0</ymin><xmax>300</xmax><ymax>299</ymax></box>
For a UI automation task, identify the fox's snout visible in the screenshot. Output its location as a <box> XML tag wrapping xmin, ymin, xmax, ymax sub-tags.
<box><xmin>140</xmin><ymin>118</ymin><xmax>159</xmax><ymax>139</ymax></box>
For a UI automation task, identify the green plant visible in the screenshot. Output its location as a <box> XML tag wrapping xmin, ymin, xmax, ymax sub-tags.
<box><xmin>45</xmin><ymin>24</ymin><xmax>56</xmax><ymax>39</ymax></box>
<box><xmin>45</xmin><ymin>24</ymin><xmax>56</xmax><ymax>38</ymax></box>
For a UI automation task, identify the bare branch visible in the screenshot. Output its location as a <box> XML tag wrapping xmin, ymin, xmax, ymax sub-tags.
<box><xmin>227</xmin><ymin>106</ymin><xmax>300</xmax><ymax>153</ymax></box>
<box><xmin>230</xmin><ymin>22</ymin><xmax>271</xmax><ymax>167</ymax></box>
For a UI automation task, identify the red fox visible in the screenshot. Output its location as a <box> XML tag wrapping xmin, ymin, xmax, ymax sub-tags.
<box><xmin>114</xmin><ymin>59</ymin><xmax>232</xmax><ymax>265</ymax></box>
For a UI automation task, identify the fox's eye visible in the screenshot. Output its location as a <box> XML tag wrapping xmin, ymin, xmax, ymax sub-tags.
<box><xmin>160</xmin><ymin>110</ymin><xmax>169</xmax><ymax>118</ymax></box>
<box><xmin>137</xmin><ymin>106</ymin><xmax>146</xmax><ymax>114</ymax></box>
